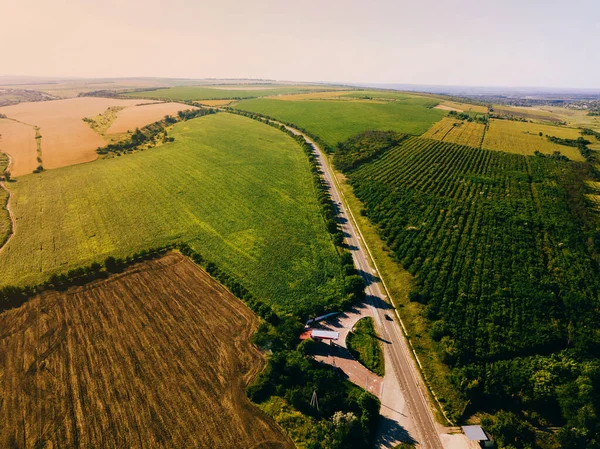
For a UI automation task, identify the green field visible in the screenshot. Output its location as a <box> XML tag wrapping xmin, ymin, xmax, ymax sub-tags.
<box><xmin>346</xmin><ymin>317</ymin><xmax>385</xmax><ymax>376</ymax></box>
<box><xmin>234</xmin><ymin>98</ymin><xmax>445</xmax><ymax>148</ymax></box>
<box><xmin>127</xmin><ymin>84</ymin><xmax>338</xmax><ymax>101</ymax></box>
<box><xmin>0</xmin><ymin>113</ymin><xmax>343</xmax><ymax>315</ymax></box>
<box><xmin>338</xmin><ymin>91</ymin><xmax>439</xmax><ymax>105</ymax></box>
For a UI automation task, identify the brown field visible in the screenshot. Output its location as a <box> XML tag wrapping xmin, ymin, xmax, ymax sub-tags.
<box><xmin>0</xmin><ymin>252</ymin><xmax>293</xmax><ymax>449</ymax></box>
<box><xmin>0</xmin><ymin>119</ymin><xmax>38</xmax><ymax>176</ymax></box>
<box><xmin>195</xmin><ymin>99</ymin><xmax>234</xmax><ymax>107</ymax></box>
<box><xmin>0</xmin><ymin>98</ymin><xmax>154</xmax><ymax>171</ymax></box>
<box><xmin>422</xmin><ymin>117</ymin><xmax>486</xmax><ymax>147</ymax></box>
<box><xmin>491</xmin><ymin>105</ymin><xmax>563</xmax><ymax>123</ymax></box>
<box><xmin>106</xmin><ymin>102</ymin><xmax>195</xmax><ymax>134</ymax></box>
<box><xmin>0</xmin><ymin>79</ymin><xmax>173</xmax><ymax>99</ymax></box>
<box><xmin>482</xmin><ymin>119</ymin><xmax>585</xmax><ymax>161</ymax></box>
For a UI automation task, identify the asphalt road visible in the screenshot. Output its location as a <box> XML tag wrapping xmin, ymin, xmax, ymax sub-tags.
<box><xmin>280</xmin><ymin>124</ymin><xmax>444</xmax><ymax>449</ymax></box>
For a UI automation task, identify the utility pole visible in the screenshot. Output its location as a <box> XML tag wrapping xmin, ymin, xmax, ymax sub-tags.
<box><xmin>310</xmin><ymin>390</ymin><xmax>319</xmax><ymax>411</ymax></box>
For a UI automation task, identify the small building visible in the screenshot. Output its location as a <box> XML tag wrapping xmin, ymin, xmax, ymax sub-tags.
<box><xmin>462</xmin><ymin>425</ymin><xmax>494</xmax><ymax>448</ymax></box>
<box><xmin>310</xmin><ymin>330</ymin><xmax>340</xmax><ymax>341</ymax></box>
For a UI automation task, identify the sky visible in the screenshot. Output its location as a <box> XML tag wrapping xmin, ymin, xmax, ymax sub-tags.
<box><xmin>1</xmin><ymin>0</ymin><xmax>598</xmax><ymax>88</ymax></box>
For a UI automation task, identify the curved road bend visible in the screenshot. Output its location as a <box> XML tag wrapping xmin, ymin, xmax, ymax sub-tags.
<box><xmin>274</xmin><ymin>121</ymin><xmax>444</xmax><ymax>449</ymax></box>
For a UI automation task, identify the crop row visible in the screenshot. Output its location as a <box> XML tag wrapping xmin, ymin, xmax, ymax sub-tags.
<box><xmin>350</xmin><ymin>137</ymin><xmax>599</xmax><ymax>366</ymax></box>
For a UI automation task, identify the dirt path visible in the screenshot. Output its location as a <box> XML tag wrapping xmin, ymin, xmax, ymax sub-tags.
<box><xmin>0</xmin><ymin>153</ymin><xmax>16</xmax><ymax>253</ymax></box>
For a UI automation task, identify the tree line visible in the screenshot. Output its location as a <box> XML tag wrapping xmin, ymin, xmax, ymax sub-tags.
<box><xmin>336</xmin><ymin>134</ymin><xmax>600</xmax><ymax>448</ymax></box>
<box><xmin>333</xmin><ymin>130</ymin><xmax>406</xmax><ymax>172</ymax></box>
<box><xmin>96</xmin><ymin>108</ymin><xmax>216</xmax><ymax>155</ymax></box>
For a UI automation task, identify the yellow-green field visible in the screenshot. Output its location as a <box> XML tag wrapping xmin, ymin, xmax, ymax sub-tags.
<box><xmin>275</xmin><ymin>90</ymin><xmax>359</xmax><ymax>101</ymax></box>
<box><xmin>194</xmin><ymin>99</ymin><xmax>235</xmax><ymax>107</ymax></box>
<box><xmin>422</xmin><ymin>117</ymin><xmax>486</xmax><ymax>148</ymax></box>
<box><xmin>0</xmin><ymin>152</ymin><xmax>10</xmax><ymax>246</ymax></box>
<box><xmin>490</xmin><ymin>105</ymin><xmax>600</xmax><ymax>131</ymax></box>
<box><xmin>234</xmin><ymin>97</ymin><xmax>445</xmax><ymax>148</ymax></box>
<box><xmin>0</xmin><ymin>113</ymin><xmax>343</xmax><ymax>315</ymax></box>
<box><xmin>127</xmin><ymin>84</ymin><xmax>340</xmax><ymax>101</ymax></box>
<box><xmin>586</xmin><ymin>180</ymin><xmax>600</xmax><ymax>211</ymax></box>
<box><xmin>482</xmin><ymin>119</ymin><xmax>585</xmax><ymax>160</ymax></box>
<box><xmin>538</xmin><ymin>105</ymin><xmax>600</xmax><ymax>130</ymax></box>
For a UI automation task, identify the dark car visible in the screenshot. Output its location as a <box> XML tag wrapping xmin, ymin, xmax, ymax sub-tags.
<box><xmin>385</xmin><ymin>314</ymin><xmax>393</xmax><ymax>321</ymax></box>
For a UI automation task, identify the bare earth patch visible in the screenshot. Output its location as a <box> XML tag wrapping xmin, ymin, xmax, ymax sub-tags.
<box><xmin>106</xmin><ymin>102</ymin><xmax>196</xmax><ymax>134</ymax></box>
<box><xmin>0</xmin><ymin>97</ymin><xmax>154</xmax><ymax>171</ymax></box>
<box><xmin>0</xmin><ymin>252</ymin><xmax>293</xmax><ymax>449</ymax></box>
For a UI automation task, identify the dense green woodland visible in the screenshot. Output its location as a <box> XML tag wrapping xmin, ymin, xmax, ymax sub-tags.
<box><xmin>339</xmin><ymin>134</ymin><xmax>600</xmax><ymax>448</ymax></box>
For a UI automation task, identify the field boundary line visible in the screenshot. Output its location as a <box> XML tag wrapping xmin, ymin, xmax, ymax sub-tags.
<box><xmin>0</xmin><ymin>153</ymin><xmax>16</xmax><ymax>253</ymax></box>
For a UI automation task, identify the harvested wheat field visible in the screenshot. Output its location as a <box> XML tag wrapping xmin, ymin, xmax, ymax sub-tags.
<box><xmin>0</xmin><ymin>119</ymin><xmax>38</xmax><ymax>176</ymax></box>
<box><xmin>0</xmin><ymin>97</ymin><xmax>154</xmax><ymax>171</ymax></box>
<box><xmin>483</xmin><ymin>118</ymin><xmax>585</xmax><ymax>160</ymax></box>
<box><xmin>106</xmin><ymin>102</ymin><xmax>196</xmax><ymax>134</ymax></box>
<box><xmin>0</xmin><ymin>252</ymin><xmax>293</xmax><ymax>449</ymax></box>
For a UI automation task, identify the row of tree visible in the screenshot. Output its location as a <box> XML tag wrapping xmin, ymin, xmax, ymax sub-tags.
<box><xmin>339</xmin><ymin>134</ymin><xmax>600</xmax><ymax>447</ymax></box>
<box><xmin>96</xmin><ymin>108</ymin><xmax>216</xmax><ymax>155</ymax></box>
<box><xmin>226</xmin><ymin>107</ymin><xmax>335</xmax><ymax>154</ymax></box>
<box><xmin>333</xmin><ymin>130</ymin><xmax>405</xmax><ymax>172</ymax></box>
<box><xmin>546</xmin><ymin>135</ymin><xmax>594</xmax><ymax>161</ymax></box>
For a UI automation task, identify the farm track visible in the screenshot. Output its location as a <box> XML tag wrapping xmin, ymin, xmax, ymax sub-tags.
<box><xmin>228</xmin><ymin>110</ymin><xmax>445</xmax><ymax>448</ymax></box>
<box><xmin>0</xmin><ymin>153</ymin><xmax>15</xmax><ymax>253</ymax></box>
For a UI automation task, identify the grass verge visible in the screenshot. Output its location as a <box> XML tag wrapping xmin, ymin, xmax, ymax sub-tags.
<box><xmin>346</xmin><ymin>317</ymin><xmax>385</xmax><ymax>376</ymax></box>
<box><xmin>334</xmin><ymin>169</ymin><xmax>466</xmax><ymax>423</ymax></box>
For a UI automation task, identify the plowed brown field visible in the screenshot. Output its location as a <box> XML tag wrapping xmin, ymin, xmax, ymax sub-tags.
<box><xmin>0</xmin><ymin>252</ymin><xmax>293</xmax><ymax>449</ymax></box>
<box><xmin>0</xmin><ymin>97</ymin><xmax>154</xmax><ymax>171</ymax></box>
<box><xmin>106</xmin><ymin>102</ymin><xmax>196</xmax><ymax>134</ymax></box>
<box><xmin>0</xmin><ymin>119</ymin><xmax>38</xmax><ymax>176</ymax></box>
